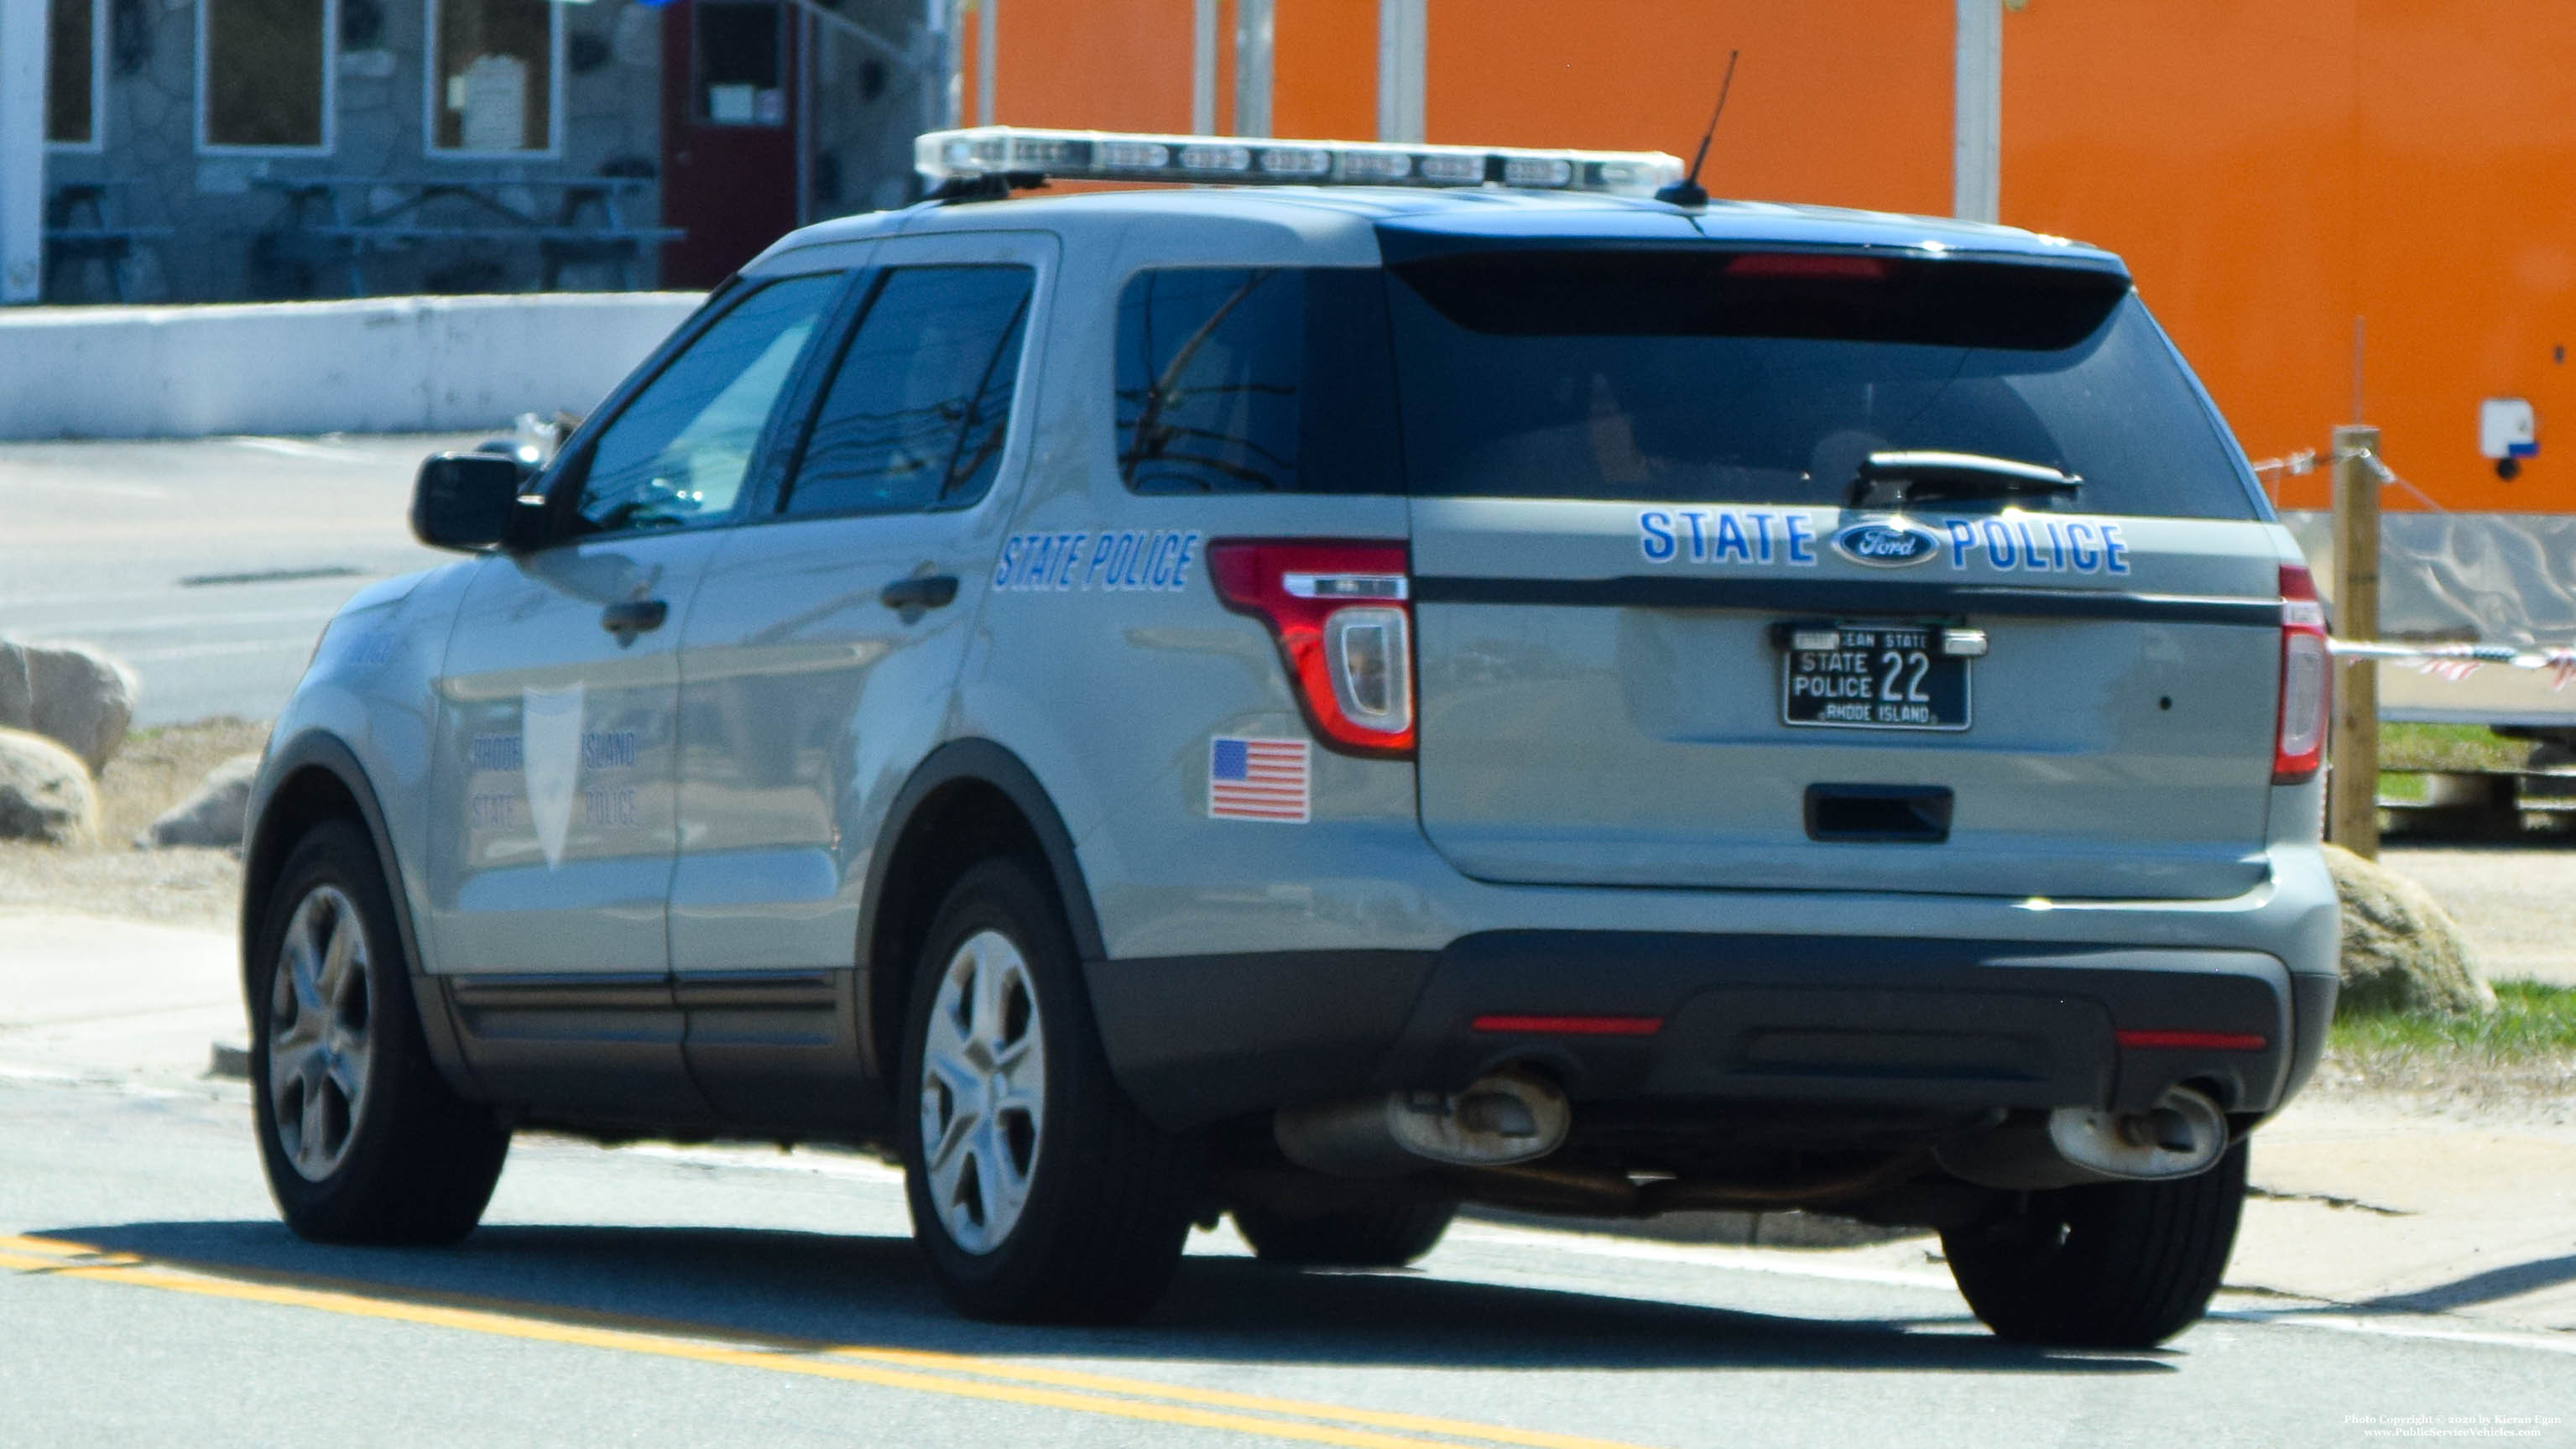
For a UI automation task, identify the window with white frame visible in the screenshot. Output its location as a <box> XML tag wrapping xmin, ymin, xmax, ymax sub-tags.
<box><xmin>199</xmin><ymin>0</ymin><xmax>335</xmax><ymax>152</ymax></box>
<box><xmin>45</xmin><ymin>0</ymin><xmax>102</xmax><ymax>149</ymax></box>
<box><xmin>429</xmin><ymin>0</ymin><xmax>560</xmax><ymax>154</ymax></box>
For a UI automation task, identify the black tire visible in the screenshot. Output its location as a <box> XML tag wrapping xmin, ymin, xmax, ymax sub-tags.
<box><xmin>1234</xmin><ymin>1196</ymin><xmax>1457</xmax><ymax>1269</ymax></box>
<box><xmin>249</xmin><ymin>819</ymin><xmax>510</xmax><ymax>1245</ymax></box>
<box><xmin>898</xmin><ymin>857</ymin><xmax>1199</xmax><ymax>1323</ymax></box>
<box><xmin>1941</xmin><ymin>1139</ymin><xmax>2249</xmax><ymax>1348</ymax></box>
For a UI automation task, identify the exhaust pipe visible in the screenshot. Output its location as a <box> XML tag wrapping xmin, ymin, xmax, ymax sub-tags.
<box><xmin>1937</xmin><ymin>1085</ymin><xmax>2229</xmax><ymax>1191</ymax></box>
<box><xmin>1275</xmin><ymin>1069</ymin><xmax>1570</xmax><ymax>1177</ymax></box>
<box><xmin>2047</xmin><ymin>1084</ymin><xmax>2228</xmax><ymax>1181</ymax></box>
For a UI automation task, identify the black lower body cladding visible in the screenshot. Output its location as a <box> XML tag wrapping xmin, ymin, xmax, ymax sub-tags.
<box><xmin>1086</xmin><ymin>932</ymin><xmax>2330</xmax><ymax>1132</ymax></box>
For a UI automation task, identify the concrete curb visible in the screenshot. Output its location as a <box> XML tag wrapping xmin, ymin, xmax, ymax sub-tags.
<box><xmin>1464</xmin><ymin>1205</ymin><xmax>1927</xmax><ymax>1249</ymax></box>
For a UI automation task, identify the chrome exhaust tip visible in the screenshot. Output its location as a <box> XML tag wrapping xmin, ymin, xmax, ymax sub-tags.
<box><xmin>1275</xmin><ymin>1068</ymin><xmax>1571</xmax><ymax>1177</ymax></box>
<box><xmin>2047</xmin><ymin>1084</ymin><xmax>2229</xmax><ymax>1181</ymax></box>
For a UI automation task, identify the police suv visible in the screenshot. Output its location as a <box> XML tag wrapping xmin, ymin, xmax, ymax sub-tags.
<box><xmin>242</xmin><ymin>126</ymin><xmax>2339</xmax><ymax>1347</ymax></box>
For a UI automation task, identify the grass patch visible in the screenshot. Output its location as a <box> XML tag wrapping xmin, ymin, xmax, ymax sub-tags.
<box><xmin>2332</xmin><ymin>982</ymin><xmax>2576</xmax><ymax>1061</ymax></box>
<box><xmin>2377</xmin><ymin>722</ymin><xmax>2531</xmax><ymax>774</ymax></box>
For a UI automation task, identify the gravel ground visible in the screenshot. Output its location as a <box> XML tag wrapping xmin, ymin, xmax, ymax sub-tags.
<box><xmin>0</xmin><ymin>718</ymin><xmax>263</xmax><ymax>929</ymax></box>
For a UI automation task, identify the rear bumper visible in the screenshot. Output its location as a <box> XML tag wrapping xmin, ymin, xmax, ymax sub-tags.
<box><xmin>1088</xmin><ymin>931</ymin><xmax>2335</xmax><ymax>1132</ymax></box>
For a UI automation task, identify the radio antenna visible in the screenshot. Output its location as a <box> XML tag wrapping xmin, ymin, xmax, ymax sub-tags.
<box><xmin>1656</xmin><ymin>50</ymin><xmax>1739</xmax><ymax>209</ymax></box>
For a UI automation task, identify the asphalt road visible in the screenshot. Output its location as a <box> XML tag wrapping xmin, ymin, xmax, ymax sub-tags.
<box><xmin>1</xmin><ymin>1071</ymin><xmax>2565</xmax><ymax>1449</ymax></box>
<box><xmin>0</xmin><ymin>435</ymin><xmax>478</xmax><ymax>727</ymax></box>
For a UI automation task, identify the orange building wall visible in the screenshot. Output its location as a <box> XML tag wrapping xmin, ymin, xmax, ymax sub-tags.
<box><xmin>981</xmin><ymin>0</ymin><xmax>1198</xmax><ymax>135</ymax></box>
<box><xmin>975</xmin><ymin>1</ymin><xmax>2575</xmax><ymax>513</ymax></box>
<box><xmin>1273</xmin><ymin>0</ymin><xmax>1376</xmax><ymax>140</ymax></box>
<box><xmin>1423</xmin><ymin>1</ymin><xmax>1953</xmax><ymax>219</ymax></box>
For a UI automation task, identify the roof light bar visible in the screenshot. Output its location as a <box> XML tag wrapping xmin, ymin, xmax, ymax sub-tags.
<box><xmin>915</xmin><ymin>126</ymin><xmax>1686</xmax><ymax>198</ymax></box>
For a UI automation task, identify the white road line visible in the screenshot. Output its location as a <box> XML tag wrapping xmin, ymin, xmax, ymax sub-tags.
<box><xmin>1448</xmin><ymin>1222</ymin><xmax>1956</xmax><ymax>1290</ymax></box>
<box><xmin>13</xmin><ymin>607</ymin><xmax>336</xmax><ymax>633</ymax></box>
<box><xmin>1</xmin><ymin>477</ymin><xmax>171</xmax><ymax>499</ymax></box>
<box><xmin>2211</xmin><ymin>1308</ymin><xmax>2576</xmax><ymax>1356</ymax></box>
<box><xmin>1457</xmin><ymin>1223</ymin><xmax>2576</xmax><ymax>1355</ymax></box>
<box><xmin>121</xmin><ymin>638</ymin><xmax>318</xmax><ymax>661</ymax></box>
<box><xmin>227</xmin><ymin>436</ymin><xmax>379</xmax><ymax>463</ymax></box>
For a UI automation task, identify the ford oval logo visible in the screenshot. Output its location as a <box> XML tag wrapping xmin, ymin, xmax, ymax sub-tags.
<box><xmin>1831</xmin><ymin>520</ymin><xmax>1942</xmax><ymax>568</ymax></box>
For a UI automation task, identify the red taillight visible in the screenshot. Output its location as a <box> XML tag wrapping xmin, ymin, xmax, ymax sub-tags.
<box><xmin>2116</xmin><ymin>1029</ymin><xmax>2268</xmax><ymax>1052</ymax></box>
<box><xmin>1208</xmin><ymin>539</ymin><xmax>1415</xmax><ymax>758</ymax></box>
<box><xmin>2275</xmin><ymin>563</ymin><xmax>2331</xmax><ymax>784</ymax></box>
<box><xmin>1724</xmin><ymin>253</ymin><xmax>1891</xmax><ymax>281</ymax></box>
<box><xmin>1473</xmin><ymin>1014</ymin><xmax>1665</xmax><ymax>1036</ymax></box>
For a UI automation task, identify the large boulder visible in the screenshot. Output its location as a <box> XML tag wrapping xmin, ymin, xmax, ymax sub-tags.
<box><xmin>0</xmin><ymin>639</ymin><xmax>139</xmax><ymax>774</ymax></box>
<box><xmin>0</xmin><ymin>727</ymin><xmax>99</xmax><ymax>847</ymax></box>
<box><xmin>2323</xmin><ymin>844</ymin><xmax>2496</xmax><ymax>1017</ymax></box>
<box><xmin>138</xmin><ymin>751</ymin><xmax>262</xmax><ymax>849</ymax></box>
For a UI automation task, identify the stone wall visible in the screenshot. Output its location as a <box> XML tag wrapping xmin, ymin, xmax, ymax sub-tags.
<box><xmin>43</xmin><ymin>0</ymin><xmax>666</xmax><ymax>301</ymax></box>
<box><xmin>39</xmin><ymin>0</ymin><xmax>931</xmax><ymax>304</ymax></box>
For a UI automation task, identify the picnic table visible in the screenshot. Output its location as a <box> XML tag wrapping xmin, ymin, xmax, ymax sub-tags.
<box><xmin>254</xmin><ymin>175</ymin><xmax>684</xmax><ymax>296</ymax></box>
<box><xmin>44</xmin><ymin>181</ymin><xmax>171</xmax><ymax>302</ymax></box>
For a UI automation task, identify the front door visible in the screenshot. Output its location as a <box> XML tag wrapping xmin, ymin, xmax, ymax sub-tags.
<box><xmin>660</xmin><ymin>0</ymin><xmax>800</xmax><ymax>288</ymax></box>
<box><xmin>422</xmin><ymin>270</ymin><xmax>847</xmax><ymax>1123</ymax></box>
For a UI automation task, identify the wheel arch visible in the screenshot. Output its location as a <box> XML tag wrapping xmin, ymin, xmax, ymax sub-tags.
<box><xmin>241</xmin><ymin>730</ymin><xmax>480</xmax><ymax>1097</ymax></box>
<box><xmin>857</xmin><ymin>738</ymin><xmax>1103</xmax><ymax>1086</ymax></box>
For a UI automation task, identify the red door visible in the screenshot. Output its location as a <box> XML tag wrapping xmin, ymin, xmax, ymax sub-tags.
<box><xmin>660</xmin><ymin>0</ymin><xmax>800</xmax><ymax>288</ymax></box>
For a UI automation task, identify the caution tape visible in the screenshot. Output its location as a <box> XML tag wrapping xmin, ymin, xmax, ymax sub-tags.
<box><xmin>2329</xmin><ymin>638</ymin><xmax>2576</xmax><ymax>688</ymax></box>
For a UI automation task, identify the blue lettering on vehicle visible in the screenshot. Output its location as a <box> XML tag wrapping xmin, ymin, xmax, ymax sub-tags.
<box><xmin>2066</xmin><ymin>522</ymin><xmax>2102</xmax><ymax>571</ymax></box>
<box><xmin>1640</xmin><ymin>510</ymin><xmax>1676</xmax><ymax>561</ymax></box>
<box><xmin>1637</xmin><ymin>508</ymin><xmax>2138</xmax><ymax>578</ymax></box>
<box><xmin>1979</xmin><ymin>519</ymin><xmax>2019</xmax><ymax>569</ymax></box>
<box><xmin>1939</xmin><ymin>515</ymin><xmax>2133</xmax><ymax>575</ymax></box>
<box><xmin>996</xmin><ymin>529</ymin><xmax>1205</xmax><ymax>594</ymax></box>
<box><xmin>1637</xmin><ymin>508</ymin><xmax>1819</xmax><ymax>566</ymax></box>
<box><xmin>2103</xmin><ymin>522</ymin><xmax>2131</xmax><ymax>574</ymax></box>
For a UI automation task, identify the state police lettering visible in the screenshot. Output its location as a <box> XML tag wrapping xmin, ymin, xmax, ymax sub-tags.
<box><xmin>1638</xmin><ymin>508</ymin><xmax>1817</xmax><ymax>566</ymax></box>
<box><xmin>993</xmin><ymin>529</ymin><xmax>1204</xmax><ymax>593</ymax></box>
<box><xmin>1639</xmin><ymin>509</ymin><xmax>2131</xmax><ymax>576</ymax></box>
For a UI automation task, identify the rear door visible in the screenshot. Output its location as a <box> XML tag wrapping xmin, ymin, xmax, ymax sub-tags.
<box><xmin>1391</xmin><ymin>244</ymin><xmax>2287</xmax><ymax>901</ymax></box>
<box><xmin>670</xmin><ymin>233</ymin><xmax>1047</xmax><ymax>1127</ymax></box>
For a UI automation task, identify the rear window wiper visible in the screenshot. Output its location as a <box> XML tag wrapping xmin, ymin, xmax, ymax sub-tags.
<box><xmin>1845</xmin><ymin>451</ymin><xmax>2083</xmax><ymax>509</ymax></box>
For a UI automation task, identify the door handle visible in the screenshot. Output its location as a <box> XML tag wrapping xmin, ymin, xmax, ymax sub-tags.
<box><xmin>880</xmin><ymin>574</ymin><xmax>959</xmax><ymax>617</ymax></box>
<box><xmin>600</xmin><ymin>597</ymin><xmax>669</xmax><ymax>643</ymax></box>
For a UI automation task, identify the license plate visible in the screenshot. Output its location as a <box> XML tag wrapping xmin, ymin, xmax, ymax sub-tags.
<box><xmin>1780</xmin><ymin>622</ymin><xmax>1972</xmax><ymax>732</ymax></box>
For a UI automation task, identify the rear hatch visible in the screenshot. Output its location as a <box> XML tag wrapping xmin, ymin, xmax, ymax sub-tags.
<box><xmin>1387</xmin><ymin>239</ymin><xmax>2287</xmax><ymax>900</ymax></box>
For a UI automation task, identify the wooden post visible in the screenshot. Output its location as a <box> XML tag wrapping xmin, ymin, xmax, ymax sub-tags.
<box><xmin>2329</xmin><ymin>424</ymin><xmax>2381</xmax><ymax>858</ymax></box>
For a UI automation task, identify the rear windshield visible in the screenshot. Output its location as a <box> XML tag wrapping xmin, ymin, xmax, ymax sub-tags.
<box><xmin>1384</xmin><ymin>249</ymin><xmax>2259</xmax><ymax>519</ymax></box>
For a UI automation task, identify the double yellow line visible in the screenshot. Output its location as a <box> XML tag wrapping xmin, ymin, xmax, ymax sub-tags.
<box><xmin>0</xmin><ymin>1234</ymin><xmax>1659</xmax><ymax>1449</ymax></box>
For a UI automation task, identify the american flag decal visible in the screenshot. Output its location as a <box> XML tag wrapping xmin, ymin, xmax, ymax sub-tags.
<box><xmin>1208</xmin><ymin>737</ymin><xmax>1311</xmax><ymax>822</ymax></box>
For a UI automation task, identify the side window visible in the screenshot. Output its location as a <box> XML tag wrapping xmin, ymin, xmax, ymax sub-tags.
<box><xmin>1116</xmin><ymin>267</ymin><xmax>1402</xmax><ymax>494</ymax></box>
<box><xmin>784</xmin><ymin>264</ymin><xmax>1035</xmax><ymax>517</ymax></box>
<box><xmin>573</xmin><ymin>273</ymin><xmax>842</xmax><ymax>534</ymax></box>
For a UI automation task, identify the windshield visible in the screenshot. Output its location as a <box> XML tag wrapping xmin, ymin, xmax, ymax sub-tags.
<box><xmin>1383</xmin><ymin>248</ymin><xmax>2261</xmax><ymax>519</ymax></box>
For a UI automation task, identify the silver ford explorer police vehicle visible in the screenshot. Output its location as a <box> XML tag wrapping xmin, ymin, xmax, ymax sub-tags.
<box><xmin>241</xmin><ymin>125</ymin><xmax>2339</xmax><ymax>1347</ymax></box>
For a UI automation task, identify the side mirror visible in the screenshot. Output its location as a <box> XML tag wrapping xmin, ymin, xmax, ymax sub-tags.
<box><xmin>411</xmin><ymin>452</ymin><xmax>540</xmax><ymax>553</ymax></box>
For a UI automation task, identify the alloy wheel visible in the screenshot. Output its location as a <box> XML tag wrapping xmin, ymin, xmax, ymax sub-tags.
<box><xmin>916</xmin><ymin>928</ymin><xmax>1048</xmax><ymax>1254</ymax></box>
<box><xmin>267</xmin><ymin>885</ymin><xmax>374</xmax><ymax>1181</ymax></box>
